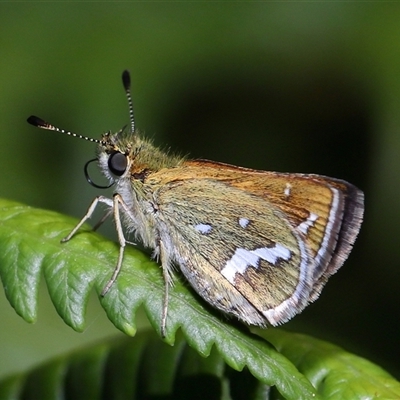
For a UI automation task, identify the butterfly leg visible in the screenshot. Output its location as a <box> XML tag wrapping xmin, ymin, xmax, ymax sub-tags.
<box><xmin>92</xmin><ymin>208</ymin><xmax>113</xmax><ymax>232</ymax></box>
<box><xmin>158</xmin><ymin>239</ymin><xmax>174</xmax><ymax>338</ymax></box>
<box><xmin>61</xmin><ymin>195</ymin><xmax>114</xmax><ymax>243</ymax></box>
<box><xmin>101</xmin><ymin>193</ymin><xmax>130</xmax><ymax>296</ymax></box>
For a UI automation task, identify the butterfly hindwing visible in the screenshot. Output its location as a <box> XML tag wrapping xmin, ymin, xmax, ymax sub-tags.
<box><xmin>153</xmin><ymin>176</ymin><xmax>314</xmax><ymax>326</ymax></box>
<box><xmin>146</xmin><ymin>160</ymin><xmax>363</xmax><ymax>325</ymax></box>
<box><xmin>177</xmin><ymin>161</ymin><xmax>363</xmax><ymax>291</ymax></box>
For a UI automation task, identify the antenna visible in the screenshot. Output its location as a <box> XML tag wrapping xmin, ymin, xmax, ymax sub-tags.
<box><xmin>122</xmin><ymin>70</ymin><xmax>135</xmax><ymax>133</ymax></box>
<box><xmin>26</xmin><ymin>115</ymin><xmax>102</xmax><ymax>144</ymax></box>
<box><xmin>27</xmin><ymin>70</ymin><xmax>135</xmax><ymax>142</ymax></box>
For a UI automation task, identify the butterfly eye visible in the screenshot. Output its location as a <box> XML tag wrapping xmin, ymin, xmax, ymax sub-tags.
<box><xmin>108</xmin><ymin>152</ymin><xmax>127</xmax><ymax>176</ymax></box>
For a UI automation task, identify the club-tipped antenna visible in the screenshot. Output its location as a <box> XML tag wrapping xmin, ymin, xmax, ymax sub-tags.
<box><xmin>122</xmin><ymin>70</ymin><xmax>135</xmax><ymax>133</ymax></box>
<box><xmin>27</xmin><ymin>115</ymin><xmax>102</xmax><ymax>144</ymax></box>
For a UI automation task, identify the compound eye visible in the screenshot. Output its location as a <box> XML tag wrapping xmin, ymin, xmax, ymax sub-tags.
<box><xmin>108</xmin><ymin>152</ymin><xmax>127</xmax><ymax>176</ymax></box>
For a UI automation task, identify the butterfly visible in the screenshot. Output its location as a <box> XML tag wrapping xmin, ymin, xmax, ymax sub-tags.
<box><xmin>27</xmin><ymin>70</ymin><xmax>364</xmax><ymax>336</ymax></box>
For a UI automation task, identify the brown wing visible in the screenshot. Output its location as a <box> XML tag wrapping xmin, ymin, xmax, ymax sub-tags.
<box><xmin>149</xmin><ymin>159</ymin><xmax>364</xmax><ymax>300</ymax></box>
<box><xmin>184</xmin><ymin>160</ymin><xmax>364</xmax><ymax>299</ymax></box>
<box><xmin>152</xmin><ymin>177</ymin><xmax>314</xmax><ymax>326</ymax></box>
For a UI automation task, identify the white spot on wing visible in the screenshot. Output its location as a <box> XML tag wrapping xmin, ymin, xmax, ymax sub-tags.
<box><xmin>284</xmin><ymin>183</ymin><xmax>292</xmax><ymax>198</ymax></box>
<box><xmin>297</xmin><ymin>212</ymin><xmax>318</xmax><ymax>235</ymax></box>
<box><xmin>221</xmin><ymin>244</ymin><xmax>291</xmax><ymax>283</ymax></box>
<box><xmin>239</xmin><ymin>218</ymin><xmax>250</xmax><ymax>228</ymax></box>
<box><xmin>194</xmin><ymin>223</ymin><xmax>212</xmax><ymax>234</ymax></box>
<box><xmin>253</xmin><ymin>244</ymin><xmax>291</xmax><ymax>261</ymax></box>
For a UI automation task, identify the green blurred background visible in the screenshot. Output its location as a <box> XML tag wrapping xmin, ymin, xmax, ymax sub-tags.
<box><xmin>1</xmin><ymin>3</ymin><xmax>399</xmax><ymax>380</ymax></box>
